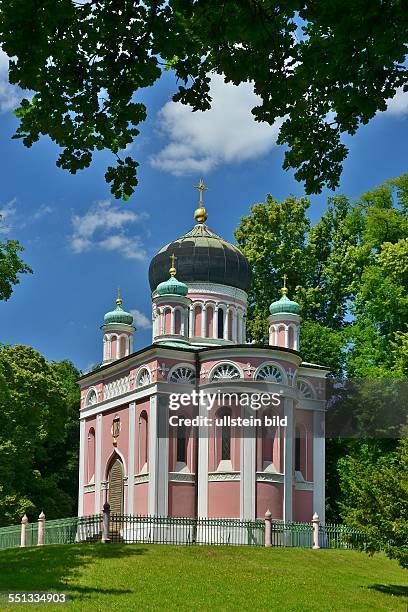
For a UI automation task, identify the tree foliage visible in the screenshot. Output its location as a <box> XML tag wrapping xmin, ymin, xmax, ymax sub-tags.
<box><xmin>0</xmin><ymin>238</ymin><xmax>31</xmax><ymax>301</ymax></box>
<box><xmin>0</xmin><ymin>1</ymin><xmax>407</xmax><ymax>198</ymax></box>
<box><xmin>339</xmin><ymin>436</ymin><xmax>408</xmax><ymax>569</ymax></box>
<box><xmin>235</xmin><ymin>175</ymin><xmax>408</xmax><ymax>558</ymax></box>
<box><xmin>0</xmin><ymin>345</ymin><xmax>79</xmax><ymax>526</ymax></box>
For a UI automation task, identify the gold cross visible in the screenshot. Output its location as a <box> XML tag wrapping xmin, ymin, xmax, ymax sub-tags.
<box><xmin>281</xmin><ymin>274</ymin><xmax>288</xmax><ymax>295</ymax></box>
<box><xmin>116</xmin><ymin>287</ymin><xmax>122</xmax><ymax>305</ymax></box>
<box><xmin>193</xmin><ymin>178</ymin><xmax>208</xmax><ymax>207</ymax></box>
<box><xmin>169</xmin><ymin>253</ymin><xmax>177</xmax><ymax>276</ymax></box>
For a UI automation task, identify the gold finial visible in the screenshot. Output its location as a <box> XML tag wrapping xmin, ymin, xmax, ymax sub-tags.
<box><xmin>116</xmin><ymin>287</ymin><xmax>123</xmax><ymax>306</ymax></box>
<box><xmin>193</xmin><ymin>177</ymin><xmax>208</xmax><ymax>223</ymax></box>
<box><xmin>169</xmin><ymin>253</ymin><xmax>177</xmax><ymax>277</ymax></box>
<box><xmin>280</xmin><ymin>274</ymin><xmax>288</xmax><ymax>295</ymax></box>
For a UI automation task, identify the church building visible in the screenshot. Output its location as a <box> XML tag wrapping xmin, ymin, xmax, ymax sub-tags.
<box><xmin>77</xmin><ymin>181</ymin><xmax>327</xmax><ymax>523</ymax></box>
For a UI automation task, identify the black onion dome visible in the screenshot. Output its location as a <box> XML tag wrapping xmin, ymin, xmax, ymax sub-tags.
<box><xmin>149</xmin><ymin>224</ymin><xmax>252</xmax><ymax>292</ymax></box>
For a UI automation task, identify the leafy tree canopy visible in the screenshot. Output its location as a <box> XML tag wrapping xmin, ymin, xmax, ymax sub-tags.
<box><xmin>0</xmin><ymin>238</ymin><xmax>31</xmax><ymax>301</ymax></box>
<box><xmin>235</xmin><ymin>174</ymin><xmax>408</xmax><ymax>531</ymax></box>
<box><xmin>0</xmin><ymin>1</ymin><xmax>407</xmax><ymax>198</ymax></box>
<box><xmin>0</xmin><ymin>345</ymin><xmax>80</xmax><ymax>526</ymax></box>
<box><xmin>339</xmin><ymin>435</ymin><xmax>408</xmax><ymax>569</ymax></box>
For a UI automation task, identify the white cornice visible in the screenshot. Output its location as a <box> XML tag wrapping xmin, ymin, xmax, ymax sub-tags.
<box><xmin>187</xmin><ymin>282</ymin><xmax>248</xmax><ymax>303</ymax></box>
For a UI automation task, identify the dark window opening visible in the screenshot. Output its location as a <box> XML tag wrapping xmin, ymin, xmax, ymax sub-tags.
<box><xmin>221</xmin><ymin>424</ymin><xmax>231</xmax><ymax>460</ymax></box>
<box><xmin>177</xmin><ymin>425</ymin><xmax>187</xmax><ymax>463</ymax></box>
<box><xmin>295</xmin><ymin>433</ymin><xmax>301</xmax><ymax>471</ymax></box>
<box><xmin>217</xmin><ymin>309</ymin><xmax>224</xmax><ymax>339</ymax></box>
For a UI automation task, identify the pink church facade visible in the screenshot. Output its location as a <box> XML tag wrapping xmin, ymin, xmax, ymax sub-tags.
<box><xmin>77</xmin><ymin>191</ymin><xmax>327</xmax><ymax>523</ymax></box>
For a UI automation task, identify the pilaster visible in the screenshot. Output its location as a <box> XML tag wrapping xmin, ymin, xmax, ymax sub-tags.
<box><xmin>78</xmin><ymin>419</ymin><xmax>86</xmax><ymax>516</ymax></box>
<box><xmin>94</xmin><ymin>413</ymin><xmax>103</xmax><ymax>513</ymax></box>
<box><xmin>283</xmin><ymin>398</ymin><xmax>294</xmax><ymax>522</ymax></box>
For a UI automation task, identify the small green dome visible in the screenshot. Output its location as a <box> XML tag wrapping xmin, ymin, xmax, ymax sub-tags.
<box><xmin>269</xmin><ymin>294</ymin><xmax>300</xmax><ymax>315</ymax></box>
<box><xmin>104</xmin><ymin>299</ymin><xmax>133</xmax><ymax>325</ymax></box>
<box><xmin>156</xmin><ymin>275</ymin><xmax>188</xmax><ymax>297</ymax></box>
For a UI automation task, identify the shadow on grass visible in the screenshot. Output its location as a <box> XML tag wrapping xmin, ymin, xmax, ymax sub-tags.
<box><xmin>0</xmin><ymin>544</ymin><xmax>148</xmax><ymax>601</ymax></box>
<box><xmin>369</xmin><ymin>584</ymin><xmax>408</xmax><ymax>598</ymax></box>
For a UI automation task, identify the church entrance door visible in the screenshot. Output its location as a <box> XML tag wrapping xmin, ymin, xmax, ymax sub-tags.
<box><xmin>108</xmin><ymin>457</ymin><xmax>124</xmax><ymax>515</ymax></box>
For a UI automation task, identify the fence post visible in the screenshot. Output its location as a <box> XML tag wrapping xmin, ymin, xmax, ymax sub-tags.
<box><xmin>37</xmin><ymin>511</ymin><xmax>45</xmax><ymax>546</ymax></box>
<box><xmin>312</xmin><ymin>512</ymin><xmax>320</xmax><ymax>549</ymax></box>
<box><xmin>264</xmin><ymin>510</ymin><xmax>272</xmax><ymax>547</ymax></box>
<box><xmin>20</xmin><ymin>514</ymin><xmax>28</xmax><ymax>547</ymax></box>
<box><xmin>102</xmin><ymin>502</ymin><xmax>111</xmax><ymax>543</ymax></box>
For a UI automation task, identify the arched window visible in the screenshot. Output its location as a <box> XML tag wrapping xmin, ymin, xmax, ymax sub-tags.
<box><xmin>103</xmin><ymin>335</ymin><xmax>110</xmax><ymax>360</ymax></box>
<box><xmin>210</xmin><ymin>363</ymin><xmax>241</xmax><ymax>382</ymax></box>
<box><xmin>288</xmin><ymin>326</ymin><xmax>294</xmax><ymax>349</ymax></box>
<box><xmin>164</xmin><ymin>308</ymin><xmax>172</xmax><ymax>334</ymax></box>
<box><xmin>138</xmin><ymin>410</ymin><xmax>148</xmax><ymax>473</ymax></box>
<box><xmin>86</xmin><ymin>389</ymin><xmax>98</xmax><ymax>406</ymax></box>
<box><xmin>111</xmin><ymin>335</ymin><xmax>118</xmax><ymax>359</ymax></box>
<box><xmin>220</xmin><ymin>409</ymin><xmax>231</xmax><ymax>461</ymax></box>
<box><xmin>87</xmin><ymin>427</ymin><xmax>95</xmax><ymax>482</ymax></box>
<box><xmin>297</xmin><ymin>379</ymin><xmax>314</xmax><ymax>399</ymax></box>
<box><xmin>228</xmin><ymin>310</ymin><xmax>233</xmax><ymax>340</ymax></box>
<box><xmin>206</xmin><ymin>305</ymin><xmax>214</xmax><ymax>337</ymax></box>
<box><xmin>136</xmin><ymin>367</ymin><xmax>151</xmax><ymax>388</ymax></box>
<box><xmin>176</xmin><ymin>423</ymin><xmax>187</xmax><ymax>464</ymax></box>
<box><xmin>169</xmin><ymin>366</ymin><xmax>196</xmax><ymax>384</ymax></box>
<box><xmin>295</xmin><ymin>427</ymin><xmax>302</xmax><ymax>471</ymax></box>
<box><xmin>174</xmin><ymin>309</ymin><xmax>182</xmax><ymax>335</ymax></box>
<box><xmin>217</xmin><ymin>308</ymin><xmax>224</xmax><ymax>339</ymax></box>
<box><xmin>255</xmin><ymin>363</ymin><xmax>284</xmax><ymax>383</ymax></box>
<box><xmin>194</xmin><ymin>305</ymin><xmax>202</xmax><ymax>336</ymax></box>
<box><xmin>120</xmin><ymin>335</ymin><xmax>127</xmax><ymax>358</ymax></box>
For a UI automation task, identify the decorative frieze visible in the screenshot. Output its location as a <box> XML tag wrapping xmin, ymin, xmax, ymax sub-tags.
<box><xmin>134</xmin><ymin>474</ymin><xmax>149</xmax><ymax>485</ymax></box>
<box><xmin>208</xmin><ymin>472</ymin><xmax>240</xmax><ymax>482</ymax></box>
<box><xmin>103</xmin><ymin>375</ymin><xmax>130</xmax><ymax>401</ymax></box>
<box><xmin>256</xmin><ymin>472</ymin><xmax>284</xmax><ymax>483</ymax></box>
<box><xmin>168</xmin><ymin>472</ymin><xmax>195</xmax><ymax>483</ymax></box>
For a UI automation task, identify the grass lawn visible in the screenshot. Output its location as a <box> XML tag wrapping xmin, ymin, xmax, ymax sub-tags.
<box><xmin>0</xmin><ymin>544</ymin><xmax>407</xmax><ymax>611</ymax></box>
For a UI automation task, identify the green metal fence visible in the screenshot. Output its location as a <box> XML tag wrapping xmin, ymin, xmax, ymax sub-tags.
<box><xmin>109</xmin><ymin>514</ymin><xmax>265</xmax><ymax>546</ymax></box>
<box><xmin>320</xmin><ymin>523</ymin><xmax>366</xmax><ymax>549</ymax></box>
<box><xmin>0</xmin><ymin>514</ymin><xmax>366</xmax><ymax>551</ymax></box>
<box><xmin>270</xmin><ymin>520</ymin><xmax>313</xmax><ymax>548</ymax></box>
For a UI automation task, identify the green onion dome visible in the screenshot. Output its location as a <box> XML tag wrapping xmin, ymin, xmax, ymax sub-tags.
<box><xmin>269</xmin><ymin>294</ymin><xmax>300</xmax><ymax>316</ymax></box>
<box><xmin>156</xmin><ymin>275</ymin><xmax>188</xmax><ymax>297</ymax></box>
<box><xmin>104</xmin><ymin>297</ymin><xmax>133</xmax><ymax>325</ymax></box>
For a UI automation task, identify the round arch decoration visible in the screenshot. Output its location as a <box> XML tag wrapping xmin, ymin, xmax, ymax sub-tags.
<box><xmin>296</xmin><ymin>379</ymin><xmax>315</xmax><ymax>399</ymax></box>
<box><xmin>136</xmin><ymin>366</ymin><xmax>151</xmax><ymax>388</ymax></box>
<box><xmin>168</xmin><ymin>363</ymin><xmax>196</xmax><ymax>385</ymax></box>
<box><xmin>254</xmin><ymin>362</ymin><xmax>287</xmax><ymax>385</ymax></box>
<box><xmin>85</xmin><ymin>387</ymin><xmax>98</xmax><ymax>406</ymax></box>
<box><xmin>209</xmin><ymin>361</ymin><xmax>243</xmax><ymax>382</ymax></box>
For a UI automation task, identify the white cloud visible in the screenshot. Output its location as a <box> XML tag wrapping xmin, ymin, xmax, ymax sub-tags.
<box><xmin>69</xmin><ymin>199</ymin><xmax>147</xmax><ymax>260</ymax></box>
<box><xmin>385</xmin><ymin>87</ymin><xmax>408</xmax><ymax>116</ymax></box>
<box><xmin>0</xmin><ymin>198</ymin><xmax>17</xmax><ymax>234</ymax></box>
<box><xmin>32</xmin><ymin>204</ymin><xmax>53</xmax><ymax>220</ymax></box>
<box><xmin>130</xmin><ymin>309</ymin><xmax>152</xmax><ymax>329</ymax></box>
<box><xmin>0</xmin><ymin>49</ymin><xmax>25</xmax><ymax>113</ymax></box>
<box><xmin>150</xmin><ymin>74</ymin><xmax>282</xmax><ymax>175</ymax></box>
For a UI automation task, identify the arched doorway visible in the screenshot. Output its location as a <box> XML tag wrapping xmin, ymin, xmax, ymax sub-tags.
<box><xmin>108</xmin><ymin>456</ymin><xmax>124</xmax><ymax>515</ymax></box>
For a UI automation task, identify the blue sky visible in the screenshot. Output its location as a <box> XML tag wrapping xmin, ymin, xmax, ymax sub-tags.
<box><xmin>0</xmin><ymin>56</ymin><xmax>407</xmax><ymax>372</ymax></box>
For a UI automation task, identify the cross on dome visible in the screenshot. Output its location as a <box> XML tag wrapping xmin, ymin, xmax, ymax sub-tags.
<box><xmin>281</xmin><ymin>274</ymin><xmax>288</xmax><ymax>295</ymax></box>
<box><xmin>116</xmin><ymin>286</ymin><xmax>122</xmax><ymax>305</ymax></box>
<box><xmin>169</xmin><ymin>253</ymin><xmax>177</xmax><ymax>277</ymax></box>
<box><xmin>193</xmin><ymin>178</ymin><xmax>209</xmax><ymax>223</ymax></box>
